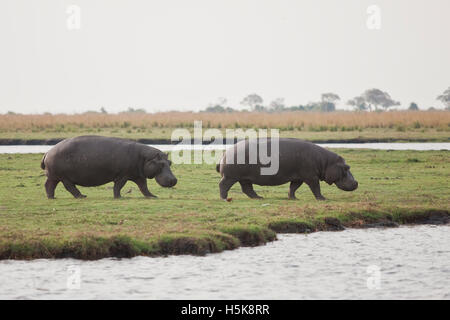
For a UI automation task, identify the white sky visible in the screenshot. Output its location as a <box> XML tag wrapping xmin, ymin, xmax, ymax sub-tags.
<box><xmin>0</xmin><ymin>0</ymin><xmax>449</xmax><ymax>114</ymax></box>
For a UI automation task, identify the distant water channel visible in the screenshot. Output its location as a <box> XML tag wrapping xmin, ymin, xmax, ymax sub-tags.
<box><xmin>1</xmin><ymin>225</ymin><xmax>449</xmax><ymax>299</ymax></box>
<box><xmin>0</xmin><ymin>142</ymin><xmax>449</xmax><ymax>154</ymax></box>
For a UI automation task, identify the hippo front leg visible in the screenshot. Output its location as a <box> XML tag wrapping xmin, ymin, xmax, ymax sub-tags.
<box><xmin>288</xmin><ymin>181</ymin><xmax>303</xmax><ymax>200</ymax></box>
<box><xmin>134</xmin><ymin>177</ymin><xmax>157</xmax><ymax>198</ymax></box>
<box><xmin>306</xmin><ymin>179</ymin><xmax>326</xmax><ymax>201</ymax></box>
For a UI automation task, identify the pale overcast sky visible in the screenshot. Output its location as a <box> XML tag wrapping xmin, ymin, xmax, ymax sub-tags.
<box><xmin>0</xmin><ymin>0</ymin><xmax>449</xmax><ymax>114</ymax></box>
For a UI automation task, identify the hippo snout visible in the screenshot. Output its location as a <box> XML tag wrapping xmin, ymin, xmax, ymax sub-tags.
<box><xmin>168</xmin><ymin>177</ymin><xmax>177</xmax><ymax>188</ymax></box>
<box><xmin>349</xmin><ymin>180</ymin><xmax>358</xmax><ymax>191</ymax></box>
<box><xmin>156</xmin><ymin>175</ymin><xmax>177</xmax><ymax>188</ymax></box>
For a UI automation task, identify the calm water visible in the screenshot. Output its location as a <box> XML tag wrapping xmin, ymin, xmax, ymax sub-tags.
<box><xmin>1</xmin><ymin>225</ymin><xmax>449</xmax><ymax>300</ymax></box>
<box><xmin>0</xmin><ymin>142</ymin><xmax>449</xmax><ymax>154</ymax></box>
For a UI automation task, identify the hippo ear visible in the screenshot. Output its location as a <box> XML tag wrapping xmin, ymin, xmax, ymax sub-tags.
<box><xmin>325</xmin><ymin>164</ymin><xmax>343</xmax><ymax>185</ymax></box>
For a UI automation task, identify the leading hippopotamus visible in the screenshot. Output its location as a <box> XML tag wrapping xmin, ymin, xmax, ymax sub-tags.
<box><xmin>216</xmin><ymin>138</ymin><xmax>358</xmax><ymax>200</ymax></box>
<box><xmin>41</xmin><ymin>135</ymin><xmax>177</xmax><ymax>199</ymax></box>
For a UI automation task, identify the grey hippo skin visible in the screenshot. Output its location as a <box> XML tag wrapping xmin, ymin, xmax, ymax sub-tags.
<box><xmin>216</xmin><ymin>138</ymin><xmax>358</xmax><ymax>200</ymax></box>
<box><xmin>40</xmin><ymin>136</ymin><xmax>177</xmax><ymax>199</ymax></box>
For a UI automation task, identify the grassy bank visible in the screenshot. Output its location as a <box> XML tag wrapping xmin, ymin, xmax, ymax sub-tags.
<box><xmin>1</xmin><ymin>111</ymin><xmax>449</xmax><ymax>143</ymax></box>
<box><xmin>1</xmin><ymin>128</ymin><xmax>449</xmax><ymax>144</ymax></box>
<box><xmin>0</xmin><ymin>149</ymin><xmax>449</xmax><ymax>260</ymax></box>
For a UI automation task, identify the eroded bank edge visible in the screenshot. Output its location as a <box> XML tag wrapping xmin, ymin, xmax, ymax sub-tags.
<box><xmin>0</xmin><ymin>209</ymin><xmax>448</xmax><ymax>260</ymax></box>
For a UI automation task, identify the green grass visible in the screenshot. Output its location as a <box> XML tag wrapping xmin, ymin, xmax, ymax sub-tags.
<box><xmin>0</xmin><ymin>149</ymin><xmax>449</xmax><ymax>260</ymax></box>
<box><xmin>0</xmin><ymin>127</ymin><xmax>449</xmax><ymax>142</ymax></box>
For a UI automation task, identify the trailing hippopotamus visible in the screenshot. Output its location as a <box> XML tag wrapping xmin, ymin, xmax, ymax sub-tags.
<box><xmin>41</xmin><ymin>136</ymin><xmax>177</xmax><ymax>199</ymax></box>
<box><xmin>216</xmin><ymin>138</ymin><xmax>358</xmax><ymax>200</ymax></box>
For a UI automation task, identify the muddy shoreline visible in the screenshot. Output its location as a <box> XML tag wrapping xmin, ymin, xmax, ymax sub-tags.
<box><xmin>0</xmin><ymin>137</ymin><xmax>448</xmax><ymax>145</ymax></box>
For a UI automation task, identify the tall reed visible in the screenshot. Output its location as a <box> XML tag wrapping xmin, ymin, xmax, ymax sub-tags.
<box><xmin>0</xmin><ymin>111</ymin><xmax>448</xmax><ymax>131</ymax></box>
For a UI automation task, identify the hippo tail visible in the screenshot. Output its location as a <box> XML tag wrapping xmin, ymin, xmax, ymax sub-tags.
<box><xmin>216</xmin><ymin>152</ymin><xmax>225</xmax><ymax>174</ymax></box>
<box><xmin>40</xmin><ymin>153</ymin><xmax>46</xmax><ymax>170</ymax></box>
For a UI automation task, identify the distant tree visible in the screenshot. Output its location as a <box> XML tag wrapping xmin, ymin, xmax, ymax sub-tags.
<box><xmin>304</xmin><ymin>101</ymin><xmax>335</xmax><ymax>112</ymax></box>
<box><xmin>318</xmin><ymin>93</ymin><xmax>340</xmax><ymax>111</ymax></box>
<box><xmin>318</xmin><ymin>102</ymin><xmax>336</xmax><ymax>112</ymax></box>
<box><xmin>100</xmin><ymin>107</ymin><xmax>108</xmax><ymax>114</ymax></box>
<box><xmin>437</xmin><ymin>87</ymin><xmax>450</xmax><ymax>109</ymax></box>
<box><xmin>362</xmin><ymin>88</ymin><xmax>400</xmax><ymax>111</ymax></box>
<box><xmin>408</xmin><ymin>102</ymin><xmax>419</xmax><ymax>111</ymax></box>
<box><xmin>269</xmin><ymin>98</ymin><xmax>285</xmax><ymax>111</ymax></box>
<box><xmin>253</xmin><ymin>105</ymin><xmax>268</xmax><ymax>112</ymax></box>
<box><xmin>299</xmin><ymin>93</ymin><xmax>339</xmax><ymax>113</ymax></box>
<box><xmin>122</xmin><ymin>107</ymin><xmax>146</xmax><ymax>113</ymax></box>
<box><xmin>347</xmin><ymin>96</ymin><xmax>368</xmax><ymax>111</ymax></box>
<box><xmin>321</xmin><ymin>93</ymin><xmax>340</xmax><ymax>104</ymax></box>
<box><xmin>211</xmin><ymin>97</ymin><xmax>228</xmax><ymax>108</ymax></box>
<box><xmin>204</xmin><ymin>105</ymin><xmax>235</xmax><ymax>113</ymax></box>
<box><xmin>288</xmin><ymin>105</ymin><xmax>306</xmax><ymax>111</ymax></box>
<box><xmin>241</xmin><ymin>94</ymin><xmax>263</xmax><ymax>111</ymax></box>
<box><xmin>272</xmin><ymin>102</ymin><xmax>331</xmax><ymax>112</ymax></box>
<box><xmin>205</xmin><ymin>105</ymin><xmax>226</xmax><ymax>113</ymax></box>
<box><xmin>205</xmin><ymin>97</ymin><xmax>235</xmax><ymax>113</ymax></box>
<box><xmin>304</xmin><ymin>102</ymin><xmax>316</xmax><ymax>112</ymax></box>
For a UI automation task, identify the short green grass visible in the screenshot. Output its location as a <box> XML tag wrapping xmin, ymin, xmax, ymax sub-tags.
<box><xmin>1</xmin><ymin>127</ymin><xmax>449</xmax><ymax>142</ymax></box>
<box><xmin>0</xmin><ymin>149</ymin><xmax>448</xmax><ymax>259</ymax></box>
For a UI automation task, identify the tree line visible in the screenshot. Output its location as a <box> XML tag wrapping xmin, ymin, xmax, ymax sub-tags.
<box><xmin>6</xmin><ymin>87</ymin><xmax>448</xmax><ymax>115</ymax></box>
<box><xmin>204</xmin><ymin>87</ymin><xmax>450</xmax><ymax>113</ymax></box>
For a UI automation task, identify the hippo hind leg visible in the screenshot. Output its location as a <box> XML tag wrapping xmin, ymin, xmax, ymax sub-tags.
<box><xmin>219</xmin><ymin>177</ymin><xmax>237</xmax><ymax>200</ymax></box>
<box><xmin>45</xmin><ymin>178</ymin><xmax>59</xmax><ymax>199</ymax></box>
<box><xmin>113</xmin><ymin>177</ymin><xmax>128</xmax><ymax>199</ymax></box>
<box><xmin>239</xmin><ymin>181</ymin><xmax>263</xmax><ymax>199</ymax></box>
<box><xmin>62</xmin><ymin>180</ymin><xmax>86</xmax><ymax>199</ymax></box>
<box><xmin>288</xmin><ymin>180</ymin><xmax>303</xmax><ymax>200</ymax></box>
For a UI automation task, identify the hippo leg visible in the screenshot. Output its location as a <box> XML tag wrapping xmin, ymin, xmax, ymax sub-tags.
<box><xmin>306</xmin><ymin>179</ymin><xmax>326</xmax><ymax>200</ymax></box>
<box><xmin>45</xmin><ymin>178</ymin><xmax>59</xmax><ymax>199</ymax></box>
<box><xmin>134</xmin><ymin>178</ymin><xmax>157</xmax><ymax>198</ymax></box>
<box><xmin>288</xmin><ymin>180</ymin><xmax>303</xmax><ymax>200</ymax></box>
<box><xmin>62</xmin><ymin>180</ymin><xmax>86</xmax><ymax>198</ymax></box>
<box><xmin>239</xmin><ymin>181</ymin><xmax>263</xmax><ymax>199</ymax></box>
<box><xmin>219</xmin><ymin>177</ymin><xmax>237</xmax><ymax>200</ymax></box>
<box><xmin>113</xmin><ymin>177</ymin><xmax>128</xmax><ymax>198</ymax></box>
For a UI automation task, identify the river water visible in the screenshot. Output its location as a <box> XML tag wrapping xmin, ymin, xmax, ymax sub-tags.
<box><xmin>0</xmin><ymin>142</ymin><xmax>449</xmax><ymax>154</ymax></box>
<box><xmin>1</xmin><ymin>225</ymin><xmax>449</xmax><ymax>299</ymax></box>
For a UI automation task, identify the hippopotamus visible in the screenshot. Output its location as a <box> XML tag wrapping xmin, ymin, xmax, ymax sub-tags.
<box><xmin>216</xmin><ymin>138</ymin><xmax>358</xmax><ymax>200</ymax></box>
<box><xmin>40</xmin><ymin>135</ymin><xmax>177</xmax><ymax>199</ymax></box>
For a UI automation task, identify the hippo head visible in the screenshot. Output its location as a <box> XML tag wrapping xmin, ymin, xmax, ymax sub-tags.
<box><xmin>325</xmin><ymin>157</ymin><xmax>358</xmax><ymax>191</ymax></box>
<box><xmin>143</xmin><ymin>153</ymin><xmax>177</xmax><ymax>188</ymax></box>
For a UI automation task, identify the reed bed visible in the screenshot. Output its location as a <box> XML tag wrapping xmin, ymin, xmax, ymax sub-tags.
<box><xmin>0</xmin><ymin>111</ymin><xmax>449</xmax><ymax>131</ymax></box>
